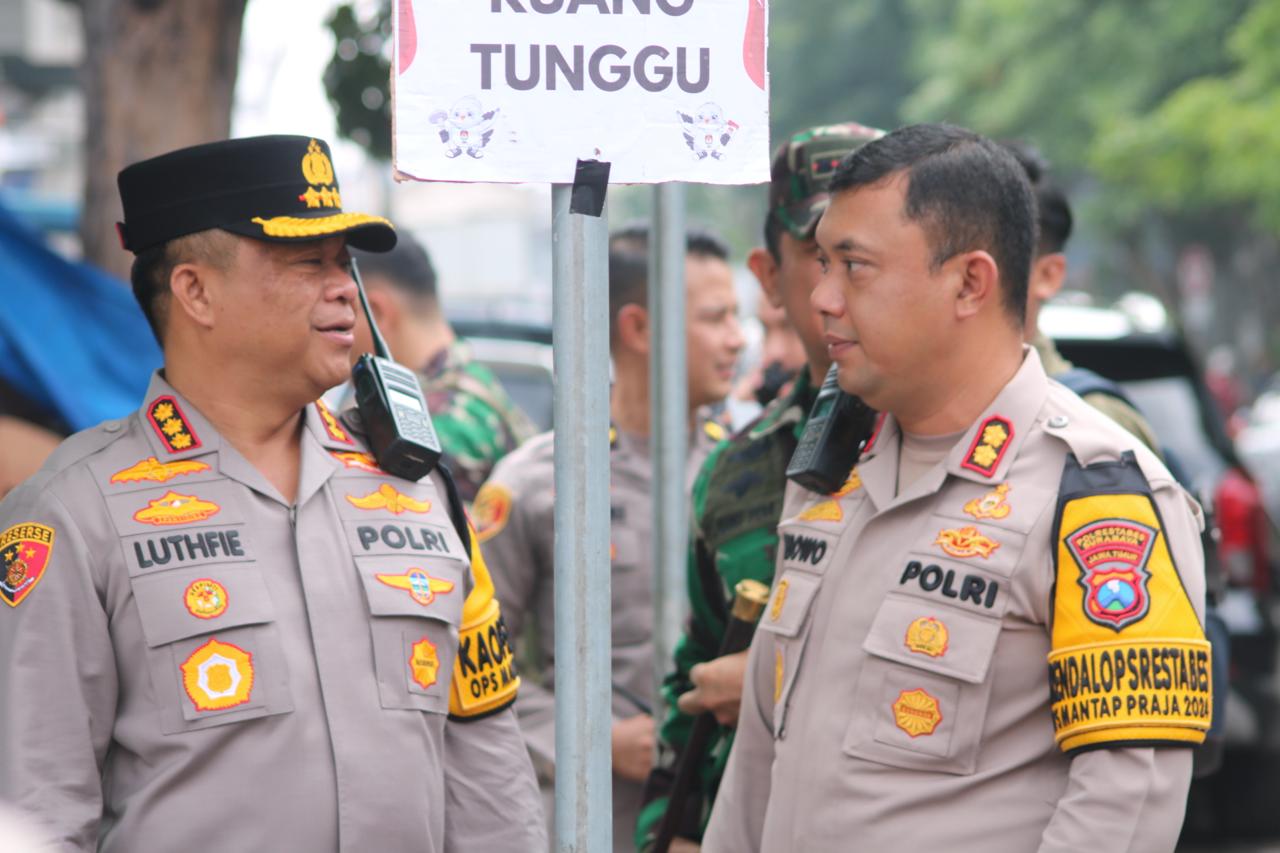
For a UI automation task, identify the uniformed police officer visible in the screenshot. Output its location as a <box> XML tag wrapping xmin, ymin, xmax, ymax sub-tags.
<box><xmin>704</xmin><ymin>124</ymin><xmax>1210</xmax><ymax>852</ymax></box>
<box><xmin>473</xmin><ymin>228</ymin><xmax>743</xmax><ymax>851</ymax></box>
<box><xmin>0</xmin><ymin>135</ymin><xmax>544</xmax><ymax>851</ymax></box>
<box><xmin>635</xmin><ymin>122</ymin><xmax>883</xmax><ymax>852</ymax></box>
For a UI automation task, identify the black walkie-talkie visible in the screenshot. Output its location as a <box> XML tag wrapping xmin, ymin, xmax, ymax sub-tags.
<box><xmin>786</xmin><ymin>364</ymin><xmax>879</xmax><ymax>494</ymax></box>
<box><xmin>350</xmin><ymin>258</ymin><xmax>442</xmax><ymax>481</ymax></box>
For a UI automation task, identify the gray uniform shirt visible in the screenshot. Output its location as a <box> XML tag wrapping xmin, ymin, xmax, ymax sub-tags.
<box><xmin>0</xmin><ymin>373</ymin><xmax>544</xmax><ymax>852</ymax></box>
<box><xmin>705</xmin><ymin>349</ymin><xmax>1208</xmax><ymax>853</ymax></box>
<box><xmin>474</xmin><ymin>420</ymin><xmax>721</xmax><ymax>850</ymax></box>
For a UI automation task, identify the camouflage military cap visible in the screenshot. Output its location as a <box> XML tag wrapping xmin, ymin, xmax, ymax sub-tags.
<box><xmin>769</xmin><ymin>122</ymin><xmax>885</xmax><ymax>240</ymax></box>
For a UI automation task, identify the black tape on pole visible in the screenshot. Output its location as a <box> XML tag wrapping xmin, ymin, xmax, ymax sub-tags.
<box><xmin>570</xmin><ymin>159</ymin><xmax>611</xmax><ymax>217</ymax></box>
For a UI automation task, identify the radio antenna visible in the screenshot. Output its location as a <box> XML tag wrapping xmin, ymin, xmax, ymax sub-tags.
<box><xmin>351</xmin><ymin>257</ymin><xmax>393</xmax><ymax>361</ymax></box>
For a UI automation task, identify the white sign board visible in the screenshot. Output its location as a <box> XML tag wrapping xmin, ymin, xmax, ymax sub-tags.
<box><xmin>393</xmin><ymin>0</ymin><xmax>769</xmax><ymax>185</ymax></box>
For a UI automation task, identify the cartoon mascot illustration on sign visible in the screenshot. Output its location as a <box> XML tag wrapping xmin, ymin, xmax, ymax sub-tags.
<box><xmin>677</xmin><ymin>102</ymin><xmax>739</xmax><ymax>161</ymax></box>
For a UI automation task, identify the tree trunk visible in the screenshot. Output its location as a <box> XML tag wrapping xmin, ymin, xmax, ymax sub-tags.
<box><xmin>80</xmin><ymin>0</ymin><xmax>248</xmax><ymax>279</ymax></box>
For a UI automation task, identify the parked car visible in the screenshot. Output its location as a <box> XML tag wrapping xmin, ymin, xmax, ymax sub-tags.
<box><xmin>1043</xmin><ymin>301</ymin><xmax>1280</xmax><ymax>835</ymax></box>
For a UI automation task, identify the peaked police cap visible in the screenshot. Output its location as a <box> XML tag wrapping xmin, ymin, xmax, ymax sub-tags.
<box><xmin>116</xmin><ymin>135</ymin><xmax>396</xmax><ymax>254</ymax></box>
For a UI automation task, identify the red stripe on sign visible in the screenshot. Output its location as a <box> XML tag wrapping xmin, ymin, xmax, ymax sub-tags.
<box><xmin>743</xmin><ymin>0</ymin><xmax>766</xmax><ymax>90</ymax></box>
<box><xmin>398</xmin><ymin>0</ymin><xmax>417</xmax><ymax>75</ymax></box>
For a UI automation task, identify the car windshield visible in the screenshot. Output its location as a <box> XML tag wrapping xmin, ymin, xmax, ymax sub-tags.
<box><xmin>1121</xmin><ymin>377</ymin><xmax>1227</xmax><ymax>494</ymax></box>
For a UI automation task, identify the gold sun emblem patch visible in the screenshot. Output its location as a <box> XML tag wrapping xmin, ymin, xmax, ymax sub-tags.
<box><xmin>934</xmin><ymin>525</ymin><xmax>1001</xmax><ymax>559</ymax></box>
<box><xmin>346</xmin><ymin>483</ymin><xmax>431</xmax><ymax>515</ymax></box>
<box><xmin>410</xmin><ymin>637</ymin><xmax>441</xmax><ymax>689</ymax></box>
<box><xmin>904</xmin><ymin>617</ymin><xmax>949</xmax><ymax>658</ymax></box>
<box><xmin>892</xmin><ymin>688</ymin><xmax>943</xmax><ymax>737</ymax></box>
<box><xmin>184</xmin><ymin>578</ymin><xmax>228</xmax><ymax>619</ymax></box>
<box><xmin>133</xmin><ymin>491</ymin><xmax>221</xmax><ymax>526</ymax></box>
<box><xmin>181</xmin><ymin>638</ymin><xmax>254</xmax><ymax>712</ymax></box>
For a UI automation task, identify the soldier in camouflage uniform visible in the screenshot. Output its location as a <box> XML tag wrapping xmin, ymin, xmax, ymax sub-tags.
<box><xmin>636</xmin><ymin>124</ymin><xmax>884</xmax><ymax>851</ymax></box>
<box><xmin>350</xmin><ymin>235</ymin><xmax>536</xmax><ymax>501</ymax></box>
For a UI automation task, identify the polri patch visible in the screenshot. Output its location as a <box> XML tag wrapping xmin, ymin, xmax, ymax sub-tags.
<box><xmin>905</xmin><ymin>616</ymin><xmax>949</xmax><ymax>658</ymax></box>
<box><xmin>1066</xmin><ymin>518</ymin><xmax>1157</xmax><ymax>631</ymax></box>
<box><xmin>147</xmin><ymin>396</ymin><xmax>202</xmax><ymax>453</ymax></box>
<box><xmin>111</xmin><ymin>456</ymin><xmax>211</xmax><ymax>485</ymax></box>
<box><xmin>961</xmin><ymin>416</ymin><xmax>1013</xmax><ymax>477</ymax></box>
<box><xmin>472</xmin><ymin>482</ymin><xmax>513</xmax><ymax>543</ymax></box>
<box><xmin>0</xmin><ymin>523</ymin><xmax>55</xmax><ymax>607</ymax></box>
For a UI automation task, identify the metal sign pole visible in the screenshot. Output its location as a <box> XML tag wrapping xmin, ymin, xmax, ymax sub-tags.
<box><xmin>551</xmin><ymin>184</ymin><xmax>612</xmax><ymax>853</ymax></box>
<box><xmin>649</xmin><ymin>182</ymin><xmax>688</xmax><ymax>719</ymax></box>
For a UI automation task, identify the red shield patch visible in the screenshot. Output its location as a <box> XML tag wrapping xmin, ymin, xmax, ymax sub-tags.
<box><xmin>1065</xmin><ymin>518</ymin><xmax>1156</xmax><ymax>630</ymax></box>
<box><xmin>0</xmin><ymin>523</ymin><xmax>56</xmax><ymax>607</ymax></box>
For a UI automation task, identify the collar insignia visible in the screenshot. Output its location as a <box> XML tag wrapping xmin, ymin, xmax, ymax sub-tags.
<box><xmin>331</xmin><ymin>451</ymin><xmax>385</xmax><ymax>474</ymax></box>
<box><xmin>796</xmin><ymin>468</ymin><xmax>862</xmax><ymax>522</ymax></box>
<box><xmin>316</xmin><ymin>400</ymin><xmax>355</xmax><ymax>445</ymax></box>
<box><xmin>147</xmin><ymin>396</ymin><xmax>201</xmax><ymax>454</ymax></box>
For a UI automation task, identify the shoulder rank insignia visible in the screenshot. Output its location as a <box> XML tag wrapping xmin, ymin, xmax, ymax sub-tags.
<box><xmin>181</xmin><ymin>638</ymin><xmax>254</xmax><ymax>711</ymax></box>
<box><xmin>111</xmin><ymin>456</ymin><xmax>211</xmax><ymax>485</ymax></box>
<box><xmin>934</xmin><ymin>525</ymin><xmax>1000</xmax><ymax>559</ymax></box>
<box><xmin>1048</xmin><ymin>452</ymin><xmax>1212</xmax><ymax>754</ymax></box>
<box><xmin>377</xmin><ymin>568</ymin><xmax>455</xmax><ymax>606</ymax></box>
<box><xmin>147</xmin><ymin>396</ymin><xmax>202</xmax><ymax>453</ymax></box>
<box><xmin>316</xmin><ymin>400</ymin><xmax>354</xmax><ymax>445</ymax></box>
<box><xmin>704</xmin><ymin>420</ymin><xmax>727</xmax><ymax>442</ymax></box>
<box><xmin>134</xmin><ymin>491</ymin><xmax>221</xmax><ymax>526</ymax></box>
<box><xmin>0</xmin><ymin>523</ymin><xmax>55</xmax><ymax>607</ymax></box>
<box><xmin>964</xmin><ymin>483</ymin><xmax>1012</xmax><ymax>520</ymax></box>
<box><xmin>961</xmin><ymin>415</ymin><xmax>1013</xmax><ymax>477</ymax></box>
<box><xmin>346</xmin><ymin>484</ymin><xmax>431</xmax><ymax>515</ymax></box>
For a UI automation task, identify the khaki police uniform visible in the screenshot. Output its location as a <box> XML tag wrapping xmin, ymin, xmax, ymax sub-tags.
<box><xmin>704</xmin><ymin>349</ymin><xmax>1210</xmax><ymax>853</ymax></box>
<box><xmin>0</xmin><ymin>375</ymin><xmax>544</xmax><ymax>852</ymax></box>
<box><xmin>473</xmin><ymin>420</ymin><xmax>722</xmax><ymax>850</ymax></box>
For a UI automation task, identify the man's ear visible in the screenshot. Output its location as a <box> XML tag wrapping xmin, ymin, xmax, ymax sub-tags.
<box><xmin>953</xmin><ymin>250</ymin><xmax>1001</xmax><ymax>321</ymax></box>
<box><xmin>615</xmin><ymin>303</ymin><xmax>650</xmax><ymax>356</ymax></box>
<box><xmin>168</xmin><ymin>262</ymin><xmax>218</xmax><ymax>331</ymax></box>
<box><xmin>747</xmin><ymin>247</ymin><xmax>782</xmax><ymax>308</ymax></box>
<box><xmin>1029</xmin><ymin>252</ymin><xmax>1067</xmax><ymax>305</ymax></box>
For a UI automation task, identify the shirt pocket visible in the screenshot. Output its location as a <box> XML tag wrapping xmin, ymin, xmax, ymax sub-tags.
<box><xmin>842</xmin><ymin>593</ymin><xmax>1003</xmax><ymax>775</ymax></box>
<box><xmin>756</xmin><ymin>569</ymin><xmax>822</xmax><ymax>738</ymax></box>
<box><xmin>130</xmin><ymin>564</ymin><xmax>294</xmax><ymax>735</ymax></box>
<box><xmin>355</xmin><ymin>555</ymin><xmax>467</xmax><ymax>715</ymax></box>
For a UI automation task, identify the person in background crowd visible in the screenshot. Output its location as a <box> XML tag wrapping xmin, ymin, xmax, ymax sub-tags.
<box><xmin>474</xmin><ymin>226</ymin><xmax>743</xmax><ymax>851</ymax></box>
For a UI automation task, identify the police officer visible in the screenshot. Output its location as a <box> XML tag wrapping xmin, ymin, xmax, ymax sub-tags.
<box><xmin>0</xmin><ymin>135</ymin><xmax>544</xmax><ymax>852</ymax></box>
<box><xmin>474</xmin><ymin>227</ymin><xmax>743</xmax><ymax>851</ymax></box>
<box><xmin>347</xmin><ymin>233</ymin><xmax>537</xmax><ymax>502</ymax></box>
<box><xmin>704</xmin><ymin>124</ymin><xmax>1210</xmax><ymax>852</ymax></box>
<box><xmin>634</xmin><ymin>122</ymin><xmax>883</xmax><ymax>851</ymax></box>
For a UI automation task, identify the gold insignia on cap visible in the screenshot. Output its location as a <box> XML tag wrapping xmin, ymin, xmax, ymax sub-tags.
<box><xmin>299</xmin><ymin>139</ymin><xmax>341</xmax><ymax>208</ymax></box>
<box><xmin>904</xmin><ymin>616</ymin><xmax>949</xmax><ymax>658</ymax></box>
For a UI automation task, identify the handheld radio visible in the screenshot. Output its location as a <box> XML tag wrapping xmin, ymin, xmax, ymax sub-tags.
<box><xmin>350</xmin><ymin>258</ymin><xmax>442</xmax><ymax>481</ymax></box>
<box><xmin>786</xmin><ymin>363</ymin><xmax>878</xmax><ymax>494</ymax></box>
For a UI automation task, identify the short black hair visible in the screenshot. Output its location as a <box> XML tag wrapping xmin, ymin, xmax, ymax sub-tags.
<box><xmin>1001</xmin><ymin>140</ymin><xmax>1073</xmax><ymax>256</ymax></box>
<box><xmin>606</xmin><ymin>224</ymin><xmax>731</xmax><ymax>343</ymax></box>
<box><xmin>129</xmin><ymin>229</ymin><xmax>237</xmax><ymax>344</ymax></box>
<box><xmin>763</xmin><ymin>212</ymin><xmax>785</xmax><ymax>261</ymax></box>
<box><xmin>829</xmin><ymin>123</ymin><xmax>1036</xmax><ymax>326</ymax></box>
<box><xmin>352</xmin><ymin>232</ymin><xmax>438</xmax><ymax>302</ymax></box>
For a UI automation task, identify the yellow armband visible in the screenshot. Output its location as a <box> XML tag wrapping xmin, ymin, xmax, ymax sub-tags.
<box><xmin>1048</xmin><ymin>455</ymin><xmax>1211</xmax><ymax>753</ymax></box>
<box><xmin>449</xmin><ymin>525</ymin><xmax>521</xmax><ymax>720</ymax></box>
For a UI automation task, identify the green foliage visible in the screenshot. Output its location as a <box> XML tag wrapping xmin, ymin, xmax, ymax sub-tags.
<box><xmin>324</xmin><ymin>3</ymin><xmax>393</xmax><ymax>160</ymax></box>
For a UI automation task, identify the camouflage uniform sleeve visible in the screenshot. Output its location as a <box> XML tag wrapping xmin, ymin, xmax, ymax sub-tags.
<box><xmin>433</xmin><ymin>402</ymin><xmax>516</xmax><ymax>504</ymax></box>
<box><xmin>635</xmin><ymin>447</ymin><xmax>732</xmax><ymax>849</ymax></box>
<box><xmin>0</xmin><ymin>478</ymin><xmax>118</xmax><ymax>851</ymax></box>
